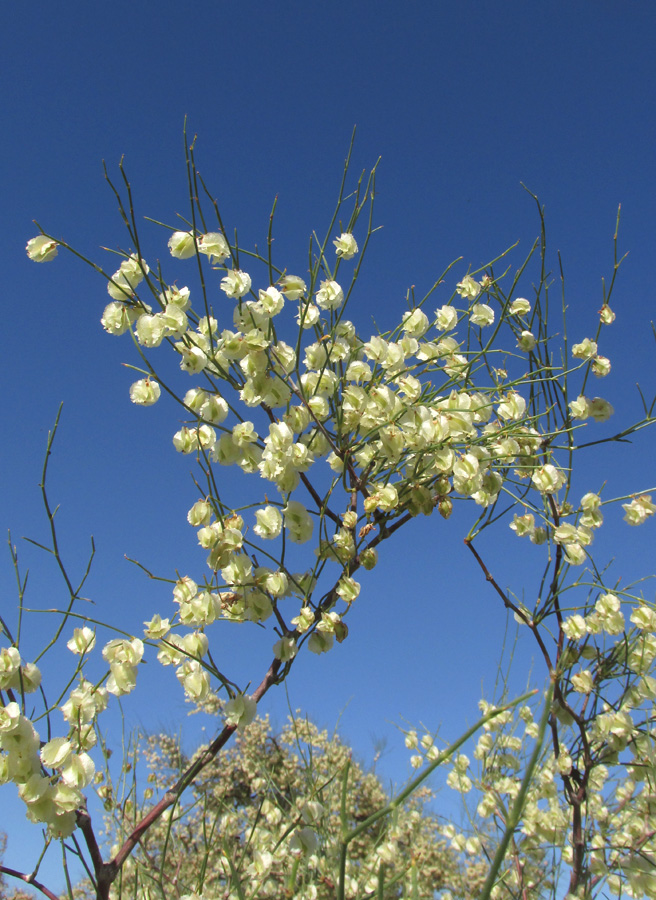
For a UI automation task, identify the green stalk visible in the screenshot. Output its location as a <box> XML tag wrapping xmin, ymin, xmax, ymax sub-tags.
<box><xmin>479</xmin><ymin>683</ymin><xmax>554</xmax><ymax>900</ymax></box>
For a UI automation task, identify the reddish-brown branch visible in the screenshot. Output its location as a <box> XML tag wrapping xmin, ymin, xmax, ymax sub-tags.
<box><xmin>568</xmin><ymin>790</ymin><xmax>587</xmax><ymax>895</ymax></box>
<box><xmin>465</xmin><ymin>538</ymin><xmax>555</xmax><ymax>673</ymax></box>
<box><xmin>466</xmin><ymin>532</ymin><xmax>598</xmax><ymax>896</ymax></box>
<box><xmin>79</xmin><ymin>657</ymin><xmax>282</xmax><ymax>899</ymax></box>
<box><xmin>546</xmin><ymin>494</ymin><xmax>565</xmax><ymax>634</ymax></box>
<box><xmin>74</xmin><ymin>479</ymin><xmax>419</xmax><ymax>897</ymax></box>
<box><xmin>76</xmin><ymin>809</ymin><xmax>105</xmax><ymax>876</ymax></box>
<box><xmin>0</xmin><ymin>866</ymin><xmax>60</xmax><ymax>900</ymax></box>
<box><xmin>299</xmin><ymin>471</ymin><xmax>342</xmax><ymax>526</ymax></box>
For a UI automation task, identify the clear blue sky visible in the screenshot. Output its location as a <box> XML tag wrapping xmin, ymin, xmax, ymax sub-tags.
<box><xmin>3</xmin><ymin>1</ymin><xmax>656</xmax><ymax>890</ymax></box>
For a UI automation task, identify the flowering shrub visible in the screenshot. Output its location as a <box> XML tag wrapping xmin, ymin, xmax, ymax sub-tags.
<box><xmin>71</xmin><ymin>702</ymin><xmax>488</xmax><ymax>900</ymax></box>
<box><xmin>3</xmin><ymin>135</ymin><xmax>656</xmax><ymax>899</ymax></box>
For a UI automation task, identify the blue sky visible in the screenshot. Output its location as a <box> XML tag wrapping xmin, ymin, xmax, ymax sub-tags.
<box><xmin>3</xmin><ymin>1</ymin><xmax>656</xmax><ymax>891</ymax></box>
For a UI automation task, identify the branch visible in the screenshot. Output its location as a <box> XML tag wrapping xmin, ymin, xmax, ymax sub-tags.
<box><xmin>465</xmin><ymin>538</ymin><xmax>555</xmax><ymax>673</ymax></box>
<box><xmin>0</xmin><ymin>866</ymin><xmax>60</xmax><ymax>900</ymax></box>
<box><xmin>76</xmin><ymin>809</ymin><xmax>105</xmax><ymax>879</ymax></box>
<box><xmin>84</xmin><ymin>657</ymin><xmax>283</xmax><ymax>899</ymax></box>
